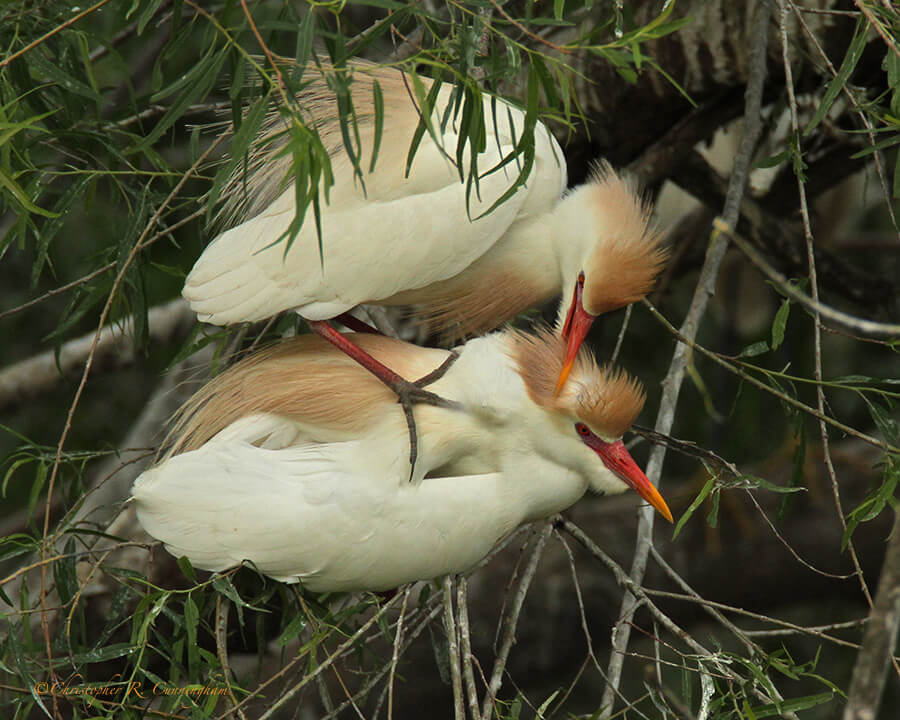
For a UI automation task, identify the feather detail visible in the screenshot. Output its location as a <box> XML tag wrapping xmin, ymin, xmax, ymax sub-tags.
<box><xmin>217</xmin><ymin>61</ymin><xmax>421</xmax><ymax>229</ymax></box>
<box><xmin>404</xmin><ymin>263</ymin><xmax>550</xmax><ymax>343</ymax></box>
<box><xmin>580</xmin><ymin>162</ymin><xmax>668</xmax><ymax>315</ymax></box>
<box><xmin>165</xmin><ymin>334</ymin><xmax>450</xmax><ymax>456</ymax></box>
<box><xmin>508</xmin><ymin>327</ymin><xmax>645</xmax><ymax>439</ymax></box>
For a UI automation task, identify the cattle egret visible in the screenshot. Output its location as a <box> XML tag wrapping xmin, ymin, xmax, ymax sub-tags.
<box><xmin>183</xmin><ymin>62</ymin><xmax>666</xmax><ymax>403</ymax></box>
<box><xmin>132</xmin><ymin>328</ymin><xmax>672</xmax><ymax>592</ymax></box>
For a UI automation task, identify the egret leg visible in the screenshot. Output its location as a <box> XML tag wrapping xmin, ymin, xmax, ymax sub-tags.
<box><xmin>307</xmin><ymin>320</ymin><xmax>462</xmax><ymax>479</ymax></box>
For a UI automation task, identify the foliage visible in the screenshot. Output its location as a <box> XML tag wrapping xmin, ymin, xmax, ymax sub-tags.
<box><xmin>0</xmin><ymin>1</ymin><xmax>899</xmax><ymax>719</ymax></box>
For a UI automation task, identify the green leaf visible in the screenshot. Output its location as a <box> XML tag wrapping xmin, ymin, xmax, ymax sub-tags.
<box><xmin>213</xmin><ymin>576</ymin><xmax>263</xmax><ymax>628</ymax></box>
<box><xmin>553</xmin><ymin>0</ymin><xmax>565</xmax><ymax>21</ymax></box>
<box><xmin>369</xmin><ymin>79</ymin><xmax>384</xmax><ymax>173</ymax></box>
<box><xmin>674</xmin><ymin>475</ymin><xmax>715</xmax><ymax>539</ymax></box>
<box><xmin>743</xmin><ymin>699</ymin><xmax>758</xmax><ymax>720</ymax></box>
<box><xmin>185</xmin><ymin>595</ymin><xmax>199</xmax><ymax>677</ymax></box>
<box><xmin>849</xmin><ymin>132</ymin><xmax>900</xmax><ymax>158</ymax></box>
<box><xmin>137</xmin><ymin>0</ymin><xmax>168</xmax><ymax>35</ymax></box>
<box><xmin>738</xmin><ymin>341</ymin><xmax>770</xmax><ymax>358</ymax></box>
<box><xmin>739</xmin><ymin>474</ymin><xmax>805</xmax><ymax>494</ymax></box>
<box><xmin>26</xmin><ymin>462</ymin><xmax>47</xmax><ymax>532</ymax></box>
<box><xmin>706</xmin><ymin>488</ymin><xmax>720</xmax><ymax>528</ymax></box>
<box><xmin>404</xmin><ymin>74</ymin><xmax>443</xmax><ymax>178</ymax></box>
<box><xmin>865</xmin><ymin>398</ymin><xmax>899</xmax><ymax>446</ymax></box>
<box><xmin>177</xmin><ymin>555</ymin><xmax>197</xmax><ymax>582</ymax></box>
<box><xmin>779</xmin><ymin>424</ymin><xmax>806</xmax><ymax>522</ymax></box>
<box><xmin>277</xmin><ymin>614</ymin><xmax>307</xmax><ymax>647</ymax></box>
<box><xmin>26</xmin><ymin>49</ymin><xmax>103</xmax><ymax>105</ymax></box>
<box><xmin>756</xmin><ymin>150</ymin><xmax>790</xmax><ymax>169</ymax></box>
<box><xmin>536</xmin><ymin>689</ymin><xmax>560</xmax><ymax>718</ymax></box>
<box><xmin>207</xmin><ymin>93</ymin><xmax>270</xmax><ymax>219</ymax></box>
<box><xmin>744</xmin><ymin>691</ymin><xmax>834</xmax><ymax>717</ymax></box>
<box><xmin>842</xmin><ymin>455</ymin><xmax>899</xmax><ymax>550</ymax></box>
<box><xmin>132</xmin><ymin>44</ymin><xmax>229</xmax><ymax>153</ymax></box>
<box><xmin>0</xmin><ymin>165</ymin><xmax>59</xmax><ymax>218</ymax></box>
<box><xmin>53</xmin><ymin>538</ymin><xmax>79</xmax><ymax>606</ymax></box>
<box><xmin>805</xmin><ymin>16</ymin><xmax>867</xmax><ymax>135</ymax></box>
<box><xmin>771</xmin><ymin>297</ymin><xmax>790</xmax><ymax>351</ymax></box>
<box><xmin>56</xmin><ymin>643</ymin><xmax>136</xmax><ymax>666</ymax></box>
<box><xmin>894</xmin><ymin>145</ymin><xmax>900</xmax><ymax>199</ymax></box>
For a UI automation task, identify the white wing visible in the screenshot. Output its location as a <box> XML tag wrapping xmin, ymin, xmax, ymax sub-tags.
<box><xmin>132</xmin><ymin>424</ymin><xmax>393</xmax><ymax>583</ymax></box>
<box><xmin>132</xmin><ymin>411</ymin><xmax>526</xmax><ymax>592</ymax></box>
<box><xmin>184</xmin><ymin>89</ymin><xmax>561</xmax><ymax>325</ymax></box>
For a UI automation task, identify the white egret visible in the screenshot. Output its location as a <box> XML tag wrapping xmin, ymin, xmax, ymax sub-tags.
<box><xmin>183</xmin><ymin>62</ymin><xmax>666</xmax><ymax>405</ymax></box>
<box><xmin>132</xmin><ymin>328</ymin><xmax>672</xmax><ymax>592</ymax></box>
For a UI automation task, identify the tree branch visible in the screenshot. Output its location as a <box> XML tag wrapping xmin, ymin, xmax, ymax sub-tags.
<box><xmin>0</xmin><ymin>298</ymin><xmax>193</xmax><ymax>413</ymax></box>
<box><xmin>713</xmin><ymin>219</ymin><xmax>900</xmax><ymax>336</ymax></box>
<box><xmin>600</xmin><ymin>1</ymin><xmax>774</xmax><ymax>713</ymax></box>
<box><xmin>843</xmin><ymin>510</ymin><xmax>900</xmax><ymax>720</ymax></box>
<box><xmin>670</xmin><ymin>150</ymin><xmax>895</xmax><ymax>309</ymax></box>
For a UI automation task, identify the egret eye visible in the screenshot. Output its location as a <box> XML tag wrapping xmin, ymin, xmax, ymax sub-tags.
<box><xmin>575</xmin><ymin>422</ymin><xmax>591</xmax><ymax>437</ymax></box>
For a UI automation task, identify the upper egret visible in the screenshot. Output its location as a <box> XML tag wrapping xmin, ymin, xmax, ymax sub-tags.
<box><xmin>183</xmin><ymin>63</ymin><xmax>666</xmax><ymax>399</ymax></box>
<box><xmin>132</xmin><ymin>328</ymin><xmax>671</xmax><ymax>592</ymax></box>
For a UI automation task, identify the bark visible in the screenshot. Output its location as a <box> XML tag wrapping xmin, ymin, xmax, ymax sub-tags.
<box><xmin>843</xmin><ymin>509</ymin><xmax>900</xmax><ymax>720</ymax></box>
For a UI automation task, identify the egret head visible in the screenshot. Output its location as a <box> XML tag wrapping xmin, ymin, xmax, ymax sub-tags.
<box><xmin>555</xmin><ymin>163</ymin><xmax>666</xmax><ymax>394</ymax></box>
<box><xmin>511</xmin><ymin>329</ymin><xmax>672</xmax><ymax>522</ymax></box>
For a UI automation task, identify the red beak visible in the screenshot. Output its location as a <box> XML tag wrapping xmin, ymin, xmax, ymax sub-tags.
<box><xmin>591</xmin><ymin>439</ymin><xmax>673</xmax><ymax>522</ymax></box>
<box><xmin>555</xmin><ymin>275</ymin><xmax>595</xmax><ymax>396</ymax></box>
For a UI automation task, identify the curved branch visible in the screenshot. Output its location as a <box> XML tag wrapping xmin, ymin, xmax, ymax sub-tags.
<box><xmin>714</xmin><ymin>219</ymin><xmax>900</xmax><ymax>336</ymax></box>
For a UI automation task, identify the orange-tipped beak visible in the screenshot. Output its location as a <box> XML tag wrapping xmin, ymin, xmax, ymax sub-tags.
<box><xmin>555</xmin><ymin>276</ymin><xmax>595</xmax><ymax>396</ymax></box>
<box><xmin>594</xmin><ymin>440</ymin><xmax>673</xmax><ymax>522</ymax></box>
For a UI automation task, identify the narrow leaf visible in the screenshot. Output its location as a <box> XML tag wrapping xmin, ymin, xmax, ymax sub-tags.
<box><xmin>674</xmin><ymin>475</ymin><xmax>715</xmax><ymax>539</ymax></box>
<box><xmin>805</xmin><ymin>16</ymin><xmax>867</xmax><ymax>135</ymax></box>
<box><xmin>771</xmin><ymin>297</ymin><xmax>790</xmax><ymax>350</ymax></box>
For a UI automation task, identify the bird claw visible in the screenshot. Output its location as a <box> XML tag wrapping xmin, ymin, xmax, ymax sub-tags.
<box><xmin>306</xmin><ymin>320</ymin><xmax>462</xmax><ymax>481</ymax></box>
<box><xmin>393</xmin><ymin>351</ymin><xmax>462</xmax><ymax>482</ymax></box>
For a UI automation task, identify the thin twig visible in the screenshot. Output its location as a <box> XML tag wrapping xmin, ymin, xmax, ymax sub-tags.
<box><xmin>843</xmin><ymin>509</ymin><xmax>900</xmax><ymax>719</ymax></box>
<box><xmin>778</xmin><ymin>0</ymin><xmax>876</xmax><ymax>610</ymax></box>
<box><xmin>788</xmin><ymin>0</ymin><xmax>899</xmax><ymax>234</ymax></box>
<box><xmin>38</xmin><ymin>122</ymin><xmax>226</xmax><ymax>719</ymax></box>
<box><xmin>642</xmin><ymin>299</ymin><xmax>899</xmax><ymax>455</ymax></box>
<box><xmin>609</xmin><ymin>304</ymin><xmax>632</xmax><ymax>366</ymax></box>
<box><xmin>648</xmin><ymin>545</ymin><xmax>761</xmax><ymax>657</ymax></box>
<box><xmin>485</xmin><ymin>0</ymin><xmax>572</xmax><ymax>54</ymax></box>
<box><xmin>387</xmin><ymin>586</ymin><xmax>411</xmax><ymax>720</ymax></box>
<box><xmin>456</xmin><ymin>577</ymin><xmax>482</xmax><ymax>720</ymax></box>
<box><xmin>560</xmin><ymin>518</ymin><xmax>792</xmax><ymax>710</ymax></box>
<box><xmin>600</xmin><ymin>2</ymin><xmax>773</xmax><ymax>713</ymax></box>
<box><xmin>714</xmin><ymin>219</ymin><xmax>900</xmax><ymax>337</ymax></box>
<box><xmin>0</xmin><ymin>0</ymin><xmax>114</xmax><ymax>71</ymax></box>
<box><xmin>254</xmin><ymin>594</ymin><xmax>403</xmax><ymax>720</ymax></box>
<box><xmin>0</xmin><ymin>298</ymin><xmax>192</xmax><ymax>412</ymax></box>
<box><xmin>742</xmin><ymin>619</ymin><xmax>866</xmax><ymax>639</ymax></box>
<box><xmin>852</xmin><ymin>0</ymin><xmax>900</xmax><ymax>59</ymax></box>
<box><xmin>325</xmin><ymin>600</ymin><xmax>445</xmax><ymax>720</ymax></box>
<box><xmin>443</xmin><ymin>576</ymin><xmax>465</xmax><ymax>720</ymax></box>
<box><xmin>215</xmin><ymin>595</ymin><xmax>249</xmax><ymax>720</ymax></box>
<box><xmin>553</xmin><ymin>530</ymin><xmax>649</xmax><ymax>717</ymax></box>
<box><xmin>0</xmin><ymin>207</ymin><xmax>205</xmax><ymax>321</ymax></box>
<box><xmin>743</xmin><ymin>489</ymin><xmax>856</xmax><ymax>580</ymax></box>
<box><xmin>238</xmin><ymin>0</ymin><xmax>287</xmax><ymax>98</ymax></box>
<box><xmin>480</xmin><ymin>522</ymin><xmax>552</xmax><ymax>720</ymax></box>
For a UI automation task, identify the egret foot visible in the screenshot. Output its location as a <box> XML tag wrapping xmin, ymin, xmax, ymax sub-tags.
<box><xmin>307</xmin><ymin>320</ymin><xmax>462</xmax><ymax>479</ymax></box>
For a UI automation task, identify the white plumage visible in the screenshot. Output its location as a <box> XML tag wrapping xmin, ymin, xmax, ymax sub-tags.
<box><xmin>183</xmin><ymin>63</ymin><xmax>666</xmax><ymax>352</ymax></box>
<box><xmin>132</xmin><ymin>329</ymin><xmax>671</xmax><ymax>592</ymax></box>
